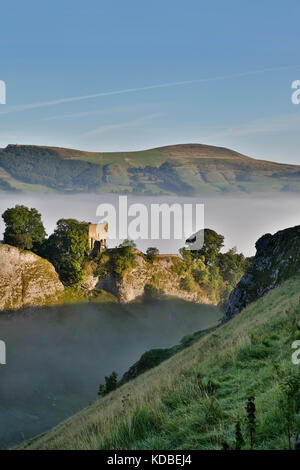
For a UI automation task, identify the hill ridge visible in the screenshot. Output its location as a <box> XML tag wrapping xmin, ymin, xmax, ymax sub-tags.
<box><xmin>1</xmin><ymin>142</ymin><xmax>300</xmax><ymax>194</ymax></box>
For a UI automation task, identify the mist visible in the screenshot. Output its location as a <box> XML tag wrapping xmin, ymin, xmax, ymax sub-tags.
<box><xmin>0</xmin><ymin>300</ymin><xmax>220</xmax><ymax>448</ymax></box>
<box><xmin>0</xmin><ymin>192</ymin><xmax>300</xmax><ymax>255</ymax></box>
<box><xmin>0</xmin><ymin>191</ymin><xmax>299</xmax><ymax>447</ymax></box>
<box><xmin>0</xmin><ymin>193</ymin><xmax>299</xmax><ymax>256</ymax></box>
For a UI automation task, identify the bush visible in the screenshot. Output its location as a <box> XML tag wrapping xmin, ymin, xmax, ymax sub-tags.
<box><xmin>180</xmin><ymin>275</ymin><xmax>194</xmax><ymax>292</ymax></box>
<box><xmin>99</xmin><ymin>246</ymin><xmax>137</xmax><ymax>279</ymax></box>
<box><xmin>143</xmin><ymin>284</ymin><xmax>165</xmax><ymax>301</ymax></box>
<box><xmin>146</xmin><ymin>247</ymin><xmax>159</xmax><ymax>262</ymax></box>
<box><xmin>98</xmin><ymin>371</ymin><xmax>118</xmax><ymax>397</ymax></box>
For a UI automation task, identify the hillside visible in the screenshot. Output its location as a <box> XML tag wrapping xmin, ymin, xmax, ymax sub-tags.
<box><xmin>223</xmin><ymin>224</ymin><xmax>300</xmax><ymax>323</ymax></box>
<box><xmin>18</xmin><ymin>275</ymin><xmax>300</xmax><ymax>450</ymax></box>
<box><xmin>1</xmin><ymin>143</ymin><xmax>300</xmax><ymax>194</ymax></box>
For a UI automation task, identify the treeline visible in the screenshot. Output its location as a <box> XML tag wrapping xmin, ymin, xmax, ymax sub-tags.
<box><xmin>1</xmin><ymin>205</ymin><xmax>90</xmax><ymax>285</ymax></box>
<box><xmin>0</xmin><ymin>145</ymin><xmax>102</xmax><ymax>191</ymax></box>
<box><xmin>0</xmin><ymin>145</ymin><xmax>195</xmax><ymax>194</ymax></box>
<box><xmin>176</xmin><ymin>229</ymin><xmax>250</xmax><ymax>305</ymax></box>
<box><xmin>129</xmin><ymin>161</ymin><xmax>193</xmax><ymax>195</ymax></box>
<box><xmin>1</xmin><ymin>205</ymin><xmax>249</xmax><ymax>301</ymax></box>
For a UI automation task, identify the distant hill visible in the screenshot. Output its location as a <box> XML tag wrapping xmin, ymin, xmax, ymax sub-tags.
<box><xmin>1</xmin><ymin>143</ymin><xmax>300</xmax><ymax>194</ymax></box>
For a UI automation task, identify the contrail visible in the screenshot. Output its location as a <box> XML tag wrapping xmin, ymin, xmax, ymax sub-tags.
<box><xmin>0</xmin><ymin>66</ymin><xmax>295</xmax><ymax>115</ymax></box>
<box><xmin>83</xmin><ymin>113</ymin><xmax>163</xmax><ymax>137</ymax></box>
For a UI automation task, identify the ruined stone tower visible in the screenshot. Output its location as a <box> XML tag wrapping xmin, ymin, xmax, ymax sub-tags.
<box><xmin>88</xmin><ymin>223</ymin><xmax>108</xmax><ymax>252</ymax></box>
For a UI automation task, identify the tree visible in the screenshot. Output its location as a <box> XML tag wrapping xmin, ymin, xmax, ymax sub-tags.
<box><xmin>179</xmin><ymin>229</ymin><xmax>248</xmax><ymax>305</ymax></box>
<box><xmin>179</xmin><ymin>247</ymin><xmax>193</xmax><ymax>268</ymax></box>
<box><xmin>43</xmin><ymin>218</ymin><xmax>90</xmax><ymax>285</ymax></box>
<box><xmin>217</xmin><ymin>247</ymin><xmax>248</xmax><ymax>285</ymax></box>
<box><xmin>2</xmin><ymin>205</ymin><xmax>46</xmax><ymax>253</ymax></box>
<box><xmin>192</xmin><ymin>229</ymin><xmax>224</xmax><ymax>265</ymax></box>
<box><xmin>118</xmin><ymin>239</ymin><xmax>137</xmax><ymax>249</ymax></box>
<box><xmin>98</xmin><ymin>371</ymin><xmax>118</xmax><ymax>397</ymax></box>
<box><xmin>110</xmin><ymin>245</ymin><xmax>136</xmax><ymax>278</ymax></box>
<box><xmin>146</xmin><ymin>247</ymin><xmax>159</xmax><ymax>262</ymax></box>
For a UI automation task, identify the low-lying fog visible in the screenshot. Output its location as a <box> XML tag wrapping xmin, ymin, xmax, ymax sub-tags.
<box><xmin>0</xmin><ymin>300</ymin><xmax>221</xmax><ymax>448</ymax></box>
<box><xmin>0</xmin><ymin>192</ymin><xmax>299</xmax><ymax>255</ymax></box>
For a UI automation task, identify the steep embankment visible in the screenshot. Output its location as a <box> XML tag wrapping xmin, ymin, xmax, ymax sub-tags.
<box><xmin>223</xmin><ymin>225</ymin><xmax>300</xmax><ymax>322</ymax></box>
<box><xmin>120</xmin><ymin>325</ymin><xmax>218</xmax><ymax>385</ymax></box>
<box><xmin>93</xmin><ymin>252</ymin><xmax>213</xmax><ymax>304</ymax></box>
<box><xmin>1</xmin><ymin>143</ymin><xmax>300</xmax><ymax>194</ymax></box>
<box><xmin>0</xmin><ymin>244</ymin><xmax>64</xmax><ymax>310</ymax></box>
<box><xmin>18</xmin><ymin>275</ymin><xmax>300</xmax><ymax>450</ymax></box>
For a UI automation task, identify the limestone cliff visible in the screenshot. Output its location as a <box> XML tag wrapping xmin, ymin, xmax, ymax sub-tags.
<box><xmin>96</xmin><ymin>252</ymin><xmax>213</xmax><ymax>304</ymax></box>
<box><xmin>223</xmin><ymin>225</ymin><xmax>300</xmax><ymax>323</ymax></box>
<box><xmin>0</xmin><ymin>244</ymin><xmax>64</xmax><ymax>311</ymax></box>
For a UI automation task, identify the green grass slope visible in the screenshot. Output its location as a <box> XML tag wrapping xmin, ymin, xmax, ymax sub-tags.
<box><xmin>2</xmin><ymin>143</ymin><xmax>300</xmax><ymax>194</ymax></box>
<box><xmin>18</xmin><ymin>276</ymin><xmax>300</xmax><ymax>450</ymax></box>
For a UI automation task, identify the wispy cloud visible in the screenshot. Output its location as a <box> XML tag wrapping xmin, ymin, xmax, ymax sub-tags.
<box><xmin>38</xmin><ymin>109</ymin><xmax>109</xmax><ymax>122</ymax></box>
<box><xmin>204</xmin><ymin>112</ymin><xmax>300</xmax><ymax>140</ymax></box>
<box><xmin>34</xmin><ymin>103</ymin><xmax>162</xmax><ymax>122</ymax></box>
<box><xmin>83</xmin><ymin>113</ymin><xmax>162</xmax><ymax>137</ymax></box>
<box><xmin>0</xmin><ymin>66</ymin><xmax>294</xmax><ymax>116</ymax></box>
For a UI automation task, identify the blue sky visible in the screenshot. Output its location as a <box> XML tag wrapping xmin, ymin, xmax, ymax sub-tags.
<box><xmin>0</xmin><ymin>0</ymin><xmax>300</xmax><ymax>163</ymax></box>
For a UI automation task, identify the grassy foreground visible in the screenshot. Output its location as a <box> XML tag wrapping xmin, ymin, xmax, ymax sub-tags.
<box><xmin>18</xmin><ymin>276</ymin><xmax>300</xmax><ymax>450</ymax></box>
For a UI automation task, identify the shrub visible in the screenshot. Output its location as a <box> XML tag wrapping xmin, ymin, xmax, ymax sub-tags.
<box><xmin>98</xmin><ymin>371</ymin><xmax>118</xmax><ymax>397</ymax></box>
<box><xmin>180</xmin><ymin>275</ymin><xmax>194</xmax><ymax>292</ymax></box>
<box><xmin>146</xmin><ymin>247</ymin><xmax>159</xmax><ymax>262</ymax></box>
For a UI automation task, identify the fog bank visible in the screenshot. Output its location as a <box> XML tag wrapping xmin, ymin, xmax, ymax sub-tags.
<box><xmin>0</xmin><ymin>193</ymin><xmax>299</xmax><ymax>255</ymax></box>
<box><xmin>0</xmin><ymin>300</ymin><xmax>220</xmax><ymax>448</ymax></box>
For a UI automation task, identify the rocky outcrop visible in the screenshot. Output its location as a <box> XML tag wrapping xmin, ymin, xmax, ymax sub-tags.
<box><xmin>223</xmin><ymin>225</ymin><xmax>300</xmax><ymax>323</ymax></box>
<box><xmin>0</xmin><ymin>244</ymin><xmax>64</xmax><ymax>311</ymax></box>
<box><xmin>97</xmin><ymin>253</ymin><xmax>213</xmax><ymax>304</ymax></box>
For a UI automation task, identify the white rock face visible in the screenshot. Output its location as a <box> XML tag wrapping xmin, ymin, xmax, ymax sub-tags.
<box><xmin>97</xmin><ymin>253</ymin><xmax>213</xmax><ymax>305</ymax></box>
<box><xmin>0</xmin><ymin>244</ymin><xmax>64</xmax><ymax>311</ymax></box>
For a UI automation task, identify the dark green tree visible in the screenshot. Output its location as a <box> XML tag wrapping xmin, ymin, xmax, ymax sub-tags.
<box><xmin>192</xmin><ymin>228</ymin><xmax>224</xmax><ymax>265</ymax></box>
<box><xmin>179</xmin><ymin>246</ymin><xmax>193</xmax><ymax>268</ymax></box>
<box><xmin>118</xmin><ymin>239</ymin><xmax>137</xmax><ymax>249</ymax></box>
<box><xmin>98</xmin><ymin>371</ymin><xmax>118</xmax><ymax>397</ymax></box>
<box><xmin>180</xmin><ymin>229</ymin><xmax>248</xmax><ymax>305</ymax></box>
<box><xmin>146</xmin><ymin>247</ymin><xmax>159</xmax><ymax>262</ymax></box>
<box><xmin>43</xmin><ymin>218</ymin><xmax>90</xmax><ymax>285</ymax></box>
<box><xmin>217</xmin><ymin>247</ymin><xmax>248</xmax><ymax>285</ymax></box>
<box><xmin>2</xmin><ymin>205</ymin><xmax>46</xmax><ymax>253</ymax></box>
<box><xmin>111</xmin><ymin>245</ymin><xmax>136</xmax><ymax>278</ymax></box>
